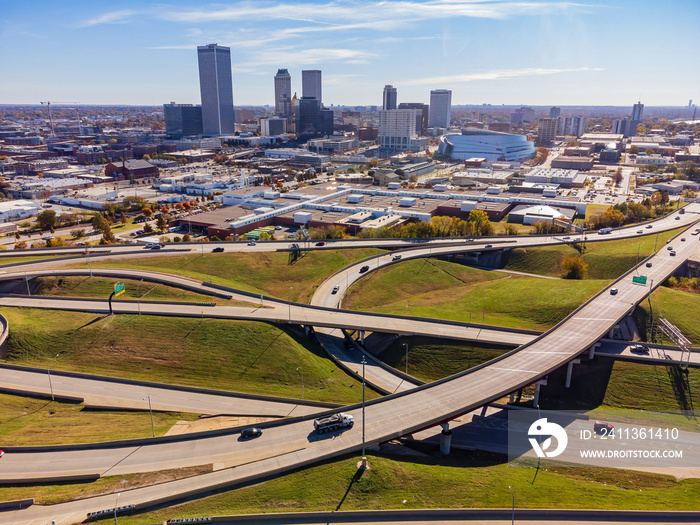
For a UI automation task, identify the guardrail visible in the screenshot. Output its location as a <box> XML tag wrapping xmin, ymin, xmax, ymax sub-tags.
<box><xmin>86</xmin><ymin>505</ymin><xmax>136</xmax><ymax>521</ymax></box>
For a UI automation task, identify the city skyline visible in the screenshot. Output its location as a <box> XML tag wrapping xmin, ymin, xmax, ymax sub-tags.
<box><xmin>1</xmin><ymin>0</ymin><xmax>699</xmax><ymax>107</ymax></box>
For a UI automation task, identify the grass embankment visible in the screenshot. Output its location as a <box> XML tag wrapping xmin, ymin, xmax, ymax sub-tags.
<box><xmin>0</xmin><ymin>393</ymin><xmax>198</xmax><ymax>446</ymax></box>
<box><xmin>344</xmin><ymin>258</ymin><xmax>604</xmax><ymax>330</ymax></box>
<box><xmin>503</xmin><ymin>227</ymin><xmax>682</xmax><ymax>279</ymax></box>
<box><xmin>72</xmin><ymin>249</ymin><xmax>382</xmax><ymax>303</ymax></box>
<box><xmin>0</xmin><ymin>255</ymin><xmax>76</xmax><ymax>266</ymax></box>
<box><xmin>2</xmin><ymin>308</ymin><xmax>373</xmax><ymax>404</ymax></box>
<box><xmin>637</xmin><ymin>286</ymin><xmax>700</xmax><ymax>345</ymax></box>
<box><xmin>76</xmin><ymin>451</ymin><xmax>700</xmax><ymax>523</ymax></box>
<box><xmin>380</xmin><ymin>336</ymin><xmax>511</xmax><ymax>383</ymax></box>
<box><xmin>33</xmin><ymin>276</ymin><xmax>242</xmax><ymax>305</ymax></box>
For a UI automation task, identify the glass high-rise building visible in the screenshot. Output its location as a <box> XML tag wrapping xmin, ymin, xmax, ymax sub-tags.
<box><xmin>383</xmin><ymin>85</ymin><xmax>397</xmax><ymax>110</ymax></box>
<box><xmin>302</xmin><ymin>70</ymin><xmax>322</xmax><ymax>101</ymax></box>
<box><xmin>274</xmin><ymin>68</ymin><xmax>292</xmax><ymax>117</ymax></box>
<box><xmin>197</xmin><ymin>44</ymin><xmax>235</xmax><ymax>136</ymax></box>
<box><xmin>429</xmin><ymin>89</ymin><xmax>452</xmax><ymax>128</ymax></box>
<box><xmin>163</xmin><ymin>103</ymin><xmax>203</xmax><ymax>138</ymax></box>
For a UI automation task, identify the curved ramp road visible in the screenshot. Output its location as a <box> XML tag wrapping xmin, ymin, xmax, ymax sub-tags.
<box><xmin>0</xmin><ymin>366</ymin><xmax>336</xmax><ymax>416</ymax></box>
<box><xmin>3</xmin><ymin>223</ymin><xmax>698</xmax><ymax>525</ymax></box>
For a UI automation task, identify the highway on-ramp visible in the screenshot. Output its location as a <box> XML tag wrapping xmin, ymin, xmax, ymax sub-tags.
<box><xmin>3</xmin><ymin>219</ymin><xmax>699</xmax><ymax>525</ymax></box>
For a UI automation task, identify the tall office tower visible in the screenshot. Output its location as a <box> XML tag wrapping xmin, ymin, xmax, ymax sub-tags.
<box><xmin>537</xmin><ymin>118</ymin><xmax>558</xmax><ymax>143</ymax></box>
<box><xmin>383</xmin><ymin>85</ymin><xmax>397</xmax><ymax>110</ymax></box>
<box><xmin>274</xmin><ymin>69</ymin><xmax>292</xmax><ymax>117</ymax></box>
<box><xmin>163</xmin><ymin>103</ymin><xmax>203</xmax><ymax>138</ymax></box>
<box><xmin>378</xmin><ymin>109</ymin><xmax>420</xmax><ymax>150</ymax></box>
<box><xmin>549</xmin><ymin>106</ymin><xmax>561</xmax><ymax>119</ymax></box>
<box><xmin>630</xmin><ymin>101</ymin><xmax>644</xmax><ymax>136</ymax></box>
<box><xmin>612</xmin><ymin>118</ymin><xmax>633</xmax><ymax>137</ymax></box>
<box><xmin>398</xmin><ymin>102</ymin><xmax>429</xmax><ymax>135</ymax></box>
<box><xmin>631</xmin><ymin>101</ymin><xmax>644</xmax><ymax>122</ymax></box>
<box><xmin>197</xmin><ymin>44</ymin><xmax>235</xmax><ymax>135</ymax></box>
<box><xmin>302</xmin><ymin>70</ymin><xmax>322</xmax><ymax>101</ymax></box>
<box><xmin>689</xmin><ymin>99</ymin><xmax>693</xmax><ymax>108</ymax></box>
<box><xmin>298</xmin><ymin>97</ymin><xmax>333</xmax><ymax>138</ymax></box>
<box><xmin>429</xmin><ymin>89</ymin><xmax>452</xmax><ymax>128</ymax></box>
<box><xmin>558</xmin><ymin>115</ymin><xmax>586</xmax><ymax>137</ymax></box>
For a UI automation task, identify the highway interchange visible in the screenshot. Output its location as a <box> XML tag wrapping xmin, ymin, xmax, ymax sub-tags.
<box><xmin>0</xmin><ymin>204</ymin><xmax>699</xmax><ymax>524</ymax></box>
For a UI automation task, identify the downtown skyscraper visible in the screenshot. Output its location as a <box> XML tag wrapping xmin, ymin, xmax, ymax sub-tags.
<box><xmin>383</xmin><ymin>85</ymin><xmax>397</xmax><ymax>110</ymax></box>
<box><xmin>274</xmin><ymin>68</ymin><xmax>292</xmax><ymax>117</ymax></box>
<box><xmin>429</xmin><ymin>89</ymin><xmax>452</xmax><ymax>128</ymax></box>
<box><xmin>197</xmin><ymin>44</ymin><xmax>235</xmax><ymax>136</ymax></box>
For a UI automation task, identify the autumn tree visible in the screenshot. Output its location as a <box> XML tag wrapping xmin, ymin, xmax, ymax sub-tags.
<box><xmin>36</xmin><ymin>209</ymin><xmax>58</xmax><ymax>230</ymax></box>
<box><xmin>561</xmin><ymin>256</ymin><xmax>588</xmax><ymax>279</ymax></box>
<box><xmin>156</xmin><ymin>214</ymin><xmax>168</xmax><ymax>232</ymax></box>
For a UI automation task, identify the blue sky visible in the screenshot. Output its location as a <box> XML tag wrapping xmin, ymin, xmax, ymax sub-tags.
<box><xmin>1</xmin><ymin>0</ymin><xmax>698</xmax><ymax>107</ymax></box>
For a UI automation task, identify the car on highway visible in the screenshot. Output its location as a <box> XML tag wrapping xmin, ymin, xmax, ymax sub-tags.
<box><xmin>667</xmin><ymin>245</ymin><xmax>673</xmax><ymax>250</ymax></box>
<box><xmin>331</xmin><ymin>285</ymin><xmax>339</xmax><ymax>294</ymax></box>
<box><xmin>681</xmin><ymin>238</ymin><xmax>686</xmax><ymax>242</ymax></box>
<box><xmin>151</xmin><ymin>244</ymin><xmax>162</xmax><ymax>250</ymax></box>
<box><xmin>359</xmin><ymin>265</ymin><xmax>370</xmax><ymax>273</ymax></box>
<box><xmin>248</xmin><ymin>241</ymin><xmax>257</xmax><ymax>246</ymax></box>
<box><xmin>212</xmin><ymin>247</ymin><xmax>224</xmax><ymax>252</ymax></box>
<box><xmin>670</xmin><ymin>251</ymin><xmax>677</xmax><ymax>256</ymax></box>
<box><xmin>0</xmin><ymin>449</ymin><xmax>3</xmax><ymax>458</ymax></box>
<box><xmin>646</xmin><ymin>262</ymin><xmax>652</xmax><ymax>268</ymax></box>
<box><xmin>485</xmin><ymin>244</ymin><xmax>493</xmax><ymax>248</ymax></box>
<box><xmin>610</xmin><ymin>288</ymin><xmax>618</xmax><ymax>295</ymax></box>
<box><xmin>240</xmin><ymin>427</ymin><xmax>263</xmax><ymax>439</ymax></box>
<box><xmin>646</xmin><ymin>224</ymin><xmax>653</xmax><ymax>229</ymax></box>
<box><xmin>392</xmin><ymin>254</ymin><xmax>402</xmax><ymax>261</ymax></box>
<box><xmin>42</xmin><ymin>235</ymin><xmax>55</xmax><ymax>241</ymax></box>
<box><xmin>144</xmin><ymin>243</ymin><xmax>155</xmax><ymax>249</ymax></box>
<box><xmin>636</xmin><ymin>230</ymin><xmax>643</xmax><ymax>234</ymax></box>
<box><xmin>675</xmin><ymin>216</ymin><xmax>681</xmax><ymax>220</ymax></box>
<box><xmin>315</xmin><ymin>241</ymin><xmax>326</xmax><ymax>246</ymax></box>
<box><xmin>593</xmin><ymin>421</ymin><xmax>614</xmax><ymax>435</ymax></box>
<box><xmin>630</xmin><ymin>344</ymin><xmax>649</xmax><ymax>354</ymax></box>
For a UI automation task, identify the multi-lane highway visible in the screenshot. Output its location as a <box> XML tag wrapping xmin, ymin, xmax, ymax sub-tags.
<box><xmin>3</xmin><ymin>208</ymin><xmax>699</xmax><ymax>525</ymax></box>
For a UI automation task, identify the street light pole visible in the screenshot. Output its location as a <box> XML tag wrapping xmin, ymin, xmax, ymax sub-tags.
<box><xmin>288</xmin><ymin>286</ymin><xmax>292</xmax><ymax>323</ymax></box>
<box><xmin>508</xmin><ymin>485</ymin><xmax>514</xmax><ymax>525</ymax></box>
<box><xmin>482</xmin><ymin>297</ymin><xmax>486</xmax><ymax>325</ymax></box>
<box><xmin>114</xmin><ymin>492</ymin><xmax>121</xmax><ymax>525</ymax></box>
<box><xmin>361</xmin><ymin>355</ymin><xmax>367</xmax><ymax>468</ymax></box>
<box><xmin>137</xmin><ymin>279</ymin><xmax>143</xmax><ymax>315</ymax></box>
<box><xmin>47</xmin><ymin>368</ymin><xmax>54</xmax><ymax>401</ymax></box>
<box><xmin>403</xmin><ymin>343</ymin><xmax>408</xmax><ymax>375</ymax></box>
<box><xmin>296</xmin><ymin>366</ymin><xmax>304</xmax><ymax>400</ymax></box>
<box><xmin>146</xmin><ymin>395</ymin><xmax>154</xmax><ymax>437</ymax></box>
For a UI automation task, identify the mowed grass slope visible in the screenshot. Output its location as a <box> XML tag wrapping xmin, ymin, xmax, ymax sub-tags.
<box><xmin>0</xmin><ymin>393</ymin><xmax>198</xmax><ymax>446</ymax></box>
<box><xmin>79</xmin><ymin>248</ymin><xmax>382</xmax><ymax>303</ymax></box>
<box><xmin>344</xmin><ymin>258</ymin><xmax>605</xmax><ymax>330</ymax></box>
<box><xmin>33</xmin><ymin>276</ymin><xmax>241</xmax><ymax>305</ymax></box>
<box><xmin>380</xmin><ymin>337</ymin><xmax>512</xmax><ymax>383</ymax></box>
<box><xmin>2</xmin><ymin>308</ymin><xmax>372</xmax><ymax>404</ymax></box>
<box><xmin>83</xmin><ymin>452</ymin><xmax>700</xmax><ymax>523</ymax></box>
<box><xmin>503</xmin><ymin>227</ymin><xmax>682</xmax><ymax>279</ymax></box>
<box><xmin>638</xmin><ymin>286</ymin><xmax>700</xmax><ymax>345</ymax></box>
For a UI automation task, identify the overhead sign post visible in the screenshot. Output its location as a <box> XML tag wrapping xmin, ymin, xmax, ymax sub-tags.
<box><xmin>109</xmin><ymin>282</ymin><xmax>126</xmax><ymax>315</ymax></box>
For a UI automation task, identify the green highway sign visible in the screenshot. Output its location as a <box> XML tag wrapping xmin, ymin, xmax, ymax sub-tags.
<box><xmin>632</xmin><ymin>275</ymin><xmax>648</xmax><ymax>285</ymax></box>
<box><xmin>114</xmin><ymin>282</ymin><xmax>126</xmax><ymax>297</ymax></box>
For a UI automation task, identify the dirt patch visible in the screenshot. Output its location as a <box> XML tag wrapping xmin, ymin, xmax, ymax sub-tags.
<box><xmin>165</xmin><ymin>415</ymin><xmax>279</xmax><ymax>435</ymax></box>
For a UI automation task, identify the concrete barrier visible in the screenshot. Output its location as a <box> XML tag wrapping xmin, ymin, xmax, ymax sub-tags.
<box><xmin>0</xmin><ymin>498</ymin><xmax>33</xmax><ymax>511</ymax></box>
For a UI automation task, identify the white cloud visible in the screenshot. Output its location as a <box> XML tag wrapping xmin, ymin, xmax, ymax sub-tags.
<box><xmin>79</xmin><ymin>9</ymin><xmax>140</xmax><ymax>27</ymax></box>
<box><xmin>84</xmin><ymin>1</ymin><xmax>596</xmax><ymax>27</ymax></box>
<box><xmin>404</xmin><ymin>67</ymin><xmax>604</xmax><ymax>85</ymax></box>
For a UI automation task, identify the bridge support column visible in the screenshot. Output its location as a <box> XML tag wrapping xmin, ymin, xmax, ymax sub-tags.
<box><xmin>565</xmin><ymin>359</ymin><xmax>581</xmax><ymax>389</ymax></box>
<box><xmin>359</xmin><ymin>331</ymin><xmax>364</xmax><ymax>344</ymax></box>
<box><xmin>533</xmin><ymin>378</ymin><xmax>547</xmax><ymax>409</ymax></box>
<box><xmin>480</xmin><ymin>405</ymin><xmax>488</xmax><ymax>417</ymax></box>
<box><xmin>509</xmin><ymin>392</ymin><xmax>515</xmax><ymax>403</ymax></box>
<box><xmin>304</xmin><ymin>326</ymin><xmax>309</xmax><ymax>336</ymax></box>
<box><xmin>588</xmin><ymin>343</ymin><xmax>601</xmax><ymax>360</ymax></box>
<box><xmin>440</xmin><ymin>423</ymin><xmax>451</xmax><ymax>456</ymax></box>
